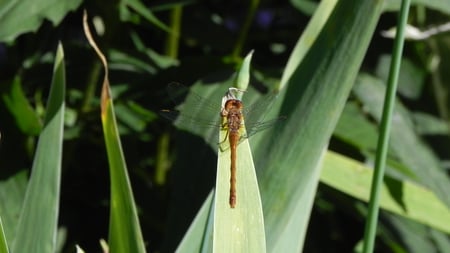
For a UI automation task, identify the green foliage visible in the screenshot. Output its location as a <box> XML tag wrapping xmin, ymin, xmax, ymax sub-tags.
<box><xmin>83</xmin><ymin>13</ymin><xmax>146</xmax><ymax>252</ymax></box>
<box><xmin>213</xmin><ymin>51</ymin><xmax>266</xmax><ymax>253</ymax></box>
<box><xmin>12</xmin><ymin>43</ymin><xmax>65</xmax><ymax>253</ymax></box>
<box><xmin>0</xmin><ymin>0</ymin><xmax>82</xmax><ymax>42</ymax></box>
<box><xmin>0</xmin><ymin>0</ymin><xmax>449</xmax><ymax>253</ymax></box>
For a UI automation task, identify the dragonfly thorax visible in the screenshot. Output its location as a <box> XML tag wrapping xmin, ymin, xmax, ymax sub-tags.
<box><xmin>221</xmin><ymin>99</ymin><xmax>244</xmax><ymax>133</ymax></box>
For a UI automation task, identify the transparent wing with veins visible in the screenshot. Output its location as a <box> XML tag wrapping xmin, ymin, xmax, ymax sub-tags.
<box><xmin>160</xmin><ymin>82</ymin><xmax>284</xmax><ymax>150</ymax></box>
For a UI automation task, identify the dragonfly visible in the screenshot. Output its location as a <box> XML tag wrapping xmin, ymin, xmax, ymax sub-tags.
<box><xmin>161</xmin><ymin>82</ymin><xmax>284</xmax><ymax>208</ymax></box>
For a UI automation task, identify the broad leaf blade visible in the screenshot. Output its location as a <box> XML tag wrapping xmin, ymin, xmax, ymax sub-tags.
<box><xmin>0</xmin><ymin>0</ymin><xmax>82</xmax><ymax>42</ymax></box>
<box><xmin>214</xmin><ymin>138</ymin><xmax>266</xmax><ymax>253</ymax></box>
<box><xmin>213</xmin><ymin>51</ymin><xmax>266</xmax><ymax>253</ymax></box>
<box><xmin>12</xmin><ymin>43</ymin><xmax>65</xmax><ymax>253</ymax></box>
<box><xmin>252</xmin><ymin>1</ymin><xmax>384</xmax><ymax>252</ymax></box>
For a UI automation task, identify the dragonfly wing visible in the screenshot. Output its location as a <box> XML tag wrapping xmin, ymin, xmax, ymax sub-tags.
<box><xmin>244</xmin><ymin>116</ymin><xmax>286</xmax><ymax>139</ymax></box>
<box><xmin>241</xmin><ymin>90</ymin><xmax>285</xmax><ymax>138</ymax></box>
<box><xmin>243</xmin><ymin>91</ymin><xmax>279</xmax><ymax>125</ymax></box>
<box><xmin>160</xmin><ymin>109</ymin><xmax>222</xmax><ymax>129</ymax></box>
<box><xmin>162</xmin><ymin>83</ymin><xmax>226</xmax><ymax>151</ymax></box>
<box><xmin>167</xmin><ymin>82</ymin><xmax>222</xmax><ymax>115</ymax></box>
<box><xmin>163</xmin><ymin>82</ymin><xmax>223</xmax><ymax>128</ymax></box>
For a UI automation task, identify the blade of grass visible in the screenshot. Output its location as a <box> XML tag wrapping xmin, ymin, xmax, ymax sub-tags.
<box><xmin>12</xmin><ymin>43</ymin><xmax>65</xmax><ymax>253</ymax></box>
<box><xmin>83</xmin><ymin>11</ymin><xmax>146</xmax><ymax>253</ymax></box>
<box><xmin>213</xmin><ymin>51</ymin><xmax>266</xmax><ymax>253</ymax></box>
<box><xmin>354</xmin><ymin>74</ymin><xmax>450</xmax><ymax>206</ymax></box>
<box><xmin>362</xmin><ymin>1</ymin><xmax>411</xmax><ymax>252</ymax></box>
<box><xmin>321</xmin><ymin>151</ymin><xmax>450</xmax><ymax>234</ymax></box>
<box><xmin>230</xmin><ymin>0</ymin><xmax>259</xmax><ymax>61</ymax></box>
<box><xmin>2</xmin><ymin>76</ymin><xmax>42</xmax><ymax>135</ymax></box>
<box><xmin>121</xmin><ymin>0</ymin><xmax>172</xmax><ymax>33</ymax></box>
<box><xmin>0</xmin><ymin>217</ymin><xmax>9</xmax><ymax>253</ymax></box>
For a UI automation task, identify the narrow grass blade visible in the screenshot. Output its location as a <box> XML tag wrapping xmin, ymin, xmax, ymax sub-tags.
<box><xmin>321</xmin><ymin>151</ymin><xmax>450</xmax><ymax>234</ymax></box>
<box><xmin>0</xmin><ymin>217</ymin><xmax>9</xmax><ymax>253</ymax></box>
<box><xmin>12</xmin><ymin>43</ymin><xmax>65</xmax><ymax>253</ymax></box>
<box><xmin>2</xmin><ymin>76</ymin><xmax>42</xmax><ymax>135</ymax></box>
<box><xmin>83</xmin><ymin>11</ymin><xmax>146</xmax><ymax>253</ymax></box>
<box><xmin>121</xmin><ymin>0</ymin><xmax>172</xmax><ymax>34</ymax></box>
<box><xmin>354</xmin><ymin>74</ymin><xmax>450</xmax><ymax>207</ymax></box>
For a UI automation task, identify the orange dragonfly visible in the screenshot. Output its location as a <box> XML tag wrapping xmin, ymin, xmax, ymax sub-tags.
<box><xmin>161</xmin><ymin>82</ymin><xmax>283</xmax><ymax>208</ymax></box>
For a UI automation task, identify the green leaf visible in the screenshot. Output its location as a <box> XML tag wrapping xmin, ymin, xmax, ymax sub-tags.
<box><xmin>1</xmin><ymin>76</ymin><xmax>42</xmax><ymax>135</ymax></box>
<box><xmin>176</xmin><ymin>192</ymin><xmax>214</xmax><ymax>253</ymax></box>
<box><xmin>119</xmin><ymin>0</ymin><xmax>172</xmax><ymax>33</ymax></box>
<box><xmin>333</xmin><ymin>99</ymin><xmax>420</xmax><ymax>181</ymax></box>
<box><xmin>174</xmin><ymin>1</ymin><xmax>385</xmax><ymax>252</ymax></box>
<box><xmin>234</xmin><ymin>51</ymin><xmax>253</xmax><ymax>92</ymax></box>
<box><xmin>383</xmin><ymin>214</ymin><xmax>437</xmax><ymax>253</ymax></box>
<box><xmin>252</xmin><ymin>1</ymin><xmax>384</xmax><ymax>252</ymax></box>
<box><xmin>0</xmin><ymin>217</ymin><xmax>9</xmax><ymax>253</ymax></box>
<box><xmin>214</xmin><ymin>139</ymin><xmax>266</xmax><ymax>253</ymax></box>
<box><xmin>383</xmin><ymin>0</ymin><xmax>450</xmax><ymax>15</ymax></box>
<box><xmin>102</xmin><ymin>83</ymin><xmax>147</xmax><ymax>253</ymax></box>
<box><xmin>412</xmin><ymin>112</ymin><xmax>449</xmax><ymax>135</ymax></box>
<box><xmin>0</xmin><ymin>171</ymin><xmax>27</xmax><ymax>245</ymax></box>
<box><xmin>289</xmin><ymin>0</ymin><xmax>318</xmax><ymax>16</ymax></box>
<box><xmin>214</xmin><ymin>52</ymin><xmax>266</xmax><ymax>251</ymax></box>
<box><xmin>334</xmin><ymin>101</ymin><xmax>379</xmax><ymax>152</ymax></box>
<box><xmin>0</xmin><ymin>171</ymin><xmax>26</xmax><ymax>253</ymax></box>
<box><xmin>321</xmin><ymin>151</ymin><xmax>450</xmax><ymax>234</ymax></box>
<box><xmin>83</xmin><ymin>11</ymin><xmax>147</xmax><ymax>252</ymax></box>
<box><xmin>375</xmin><ymin>55</ymin><xmax>425</xmax><ymax>100</ymax></box>
<box><xmin>0</xmin><ymin>0</ymin><xmax>82</xmax><ymax>42</ymax></box>
<box><xmin>12</xmin><ymin>42</ymin><xmax>65</xmax><ymax>253</ymax></box>
<box><xmin>353</xmin><ymin>73</ymin><xmax>450</xmax><ymax>208</ymax></box>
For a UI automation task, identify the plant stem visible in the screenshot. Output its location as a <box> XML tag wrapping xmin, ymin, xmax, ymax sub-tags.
<box><xmin>165</xmin><ymin>5</ymin><xmax>182</xmax><ymax>59</ymax></box>
<box><xmin>156</xmin><ymin>5</ymin><xmax>183</xmax><ymax>185</ymax></box>
<box><xmin>231</xmin><ymin>0</ymin><xmax>260</xmax><ymax>60</ymax></box>
<box><xmin>362</xmin><ymin>0</ymin><xmax>411</xmax><ymax>252</ymax></box>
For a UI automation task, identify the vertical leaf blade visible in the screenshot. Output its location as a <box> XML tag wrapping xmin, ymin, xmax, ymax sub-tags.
<box><xmin>0</xmin><ymin>217</ymin><xmax>9</xmax><ymax>253</ymax></box>
<box><xmin>214</xmin><ymin>51</ymin><xmax>266</xmax><ymax>253</ymax></box>
<box><xmin>214</xmin><ymin>139</ymin><xmax>266</xmax><ymax>253</ymax></box>
<box><xmin>102</xmin><ymin>92</ymin><xmax>147</xmax><ymax>253</ymax></box>
<box><xmin>12</xmin><ymin>43</ymin><xmax>65</xmax><ymax>253</ymax></box>
<box><xmin>253</xmin><ymin>1</ymin><xmax>385</xmax><ymax>252</ymax></box>
<box><xmin>83</xmin><ymin>11</ymin><xmax>147</xmax><ymax>253</ymax></box>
